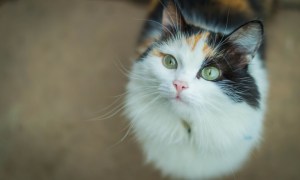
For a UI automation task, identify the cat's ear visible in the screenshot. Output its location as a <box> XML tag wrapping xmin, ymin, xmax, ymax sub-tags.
<box><xmin>162</xmin><ymin>0</ymin><xmax>186</xmax><ymax>34</ymax></box>
<box><xmin>227</xmin><ymin>20</ymin><xmax>264</xmax><ymax>55</ymax></box>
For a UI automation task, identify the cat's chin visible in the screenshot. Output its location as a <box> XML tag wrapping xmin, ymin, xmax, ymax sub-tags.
<box><xmin>168</xmin><ymin>97</ymin><xmax>195</xmax><ymax>118</ymax></box>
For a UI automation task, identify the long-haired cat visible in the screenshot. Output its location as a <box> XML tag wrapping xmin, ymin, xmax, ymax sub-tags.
<box><xmin>125</xmin><ymin>0</ymin><xmax>268</xmax><ymax>179</ymax></box>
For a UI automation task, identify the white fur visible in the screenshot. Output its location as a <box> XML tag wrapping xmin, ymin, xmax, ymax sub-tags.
<box><xmin>125</xmin><ymin>34</ymin><xmax>268</xmax><ymax>179</ymax></box>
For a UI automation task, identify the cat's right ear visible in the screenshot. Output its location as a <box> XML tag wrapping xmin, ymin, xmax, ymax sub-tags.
<box><xmin>162</xmin><ymin>0</ymin><xmax>186</xmax><ymax>35</ymax></box>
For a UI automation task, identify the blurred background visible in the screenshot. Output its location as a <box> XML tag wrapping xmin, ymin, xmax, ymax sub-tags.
<box><xmin>0</xmin><ymin>0</ymin><xmax>299</xmax><ymax>179</ymax></box>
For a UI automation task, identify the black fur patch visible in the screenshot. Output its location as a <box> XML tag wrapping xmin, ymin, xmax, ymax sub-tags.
<box><xmin>174</xmin><ymin>0</ymin><xmax>257</xmax><ymax>32</ymax></box>
<box><xmin>160</xmin><ymin>24</ymin><xmax>202</xmax><ymax>42</ymax></box>
<box><xmin>137</xmin><ymin>1</ymin><xmax>164</xmax><ymax>44</ymax></box>
<box><xmin>203</xmin><ymin>33</ymin><xmax>261</xmax><ymax>108</ymax></box>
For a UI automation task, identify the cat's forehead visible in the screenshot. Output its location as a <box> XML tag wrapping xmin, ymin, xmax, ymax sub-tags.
<box><xmin>186</xmin><ymin>32</ymin><xmax>215</xmax><ymax>58</ymax></box>
<box><xmin>152</xmin><ymin>31</ymin><xmax>216</xmax><ymax>64</ymax></box>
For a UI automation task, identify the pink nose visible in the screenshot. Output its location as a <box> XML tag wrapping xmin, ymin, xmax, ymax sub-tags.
<box><xmin>173</xmin><ymin>80</ymin><xmax>189</xmax><ymax>93</ymax></box>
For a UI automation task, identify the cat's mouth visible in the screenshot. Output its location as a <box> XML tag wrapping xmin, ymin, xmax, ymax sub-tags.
<box><xmin>171</xmin><ymin>95</ymin><xmax>188</xmax><ymax>105</ymax></box>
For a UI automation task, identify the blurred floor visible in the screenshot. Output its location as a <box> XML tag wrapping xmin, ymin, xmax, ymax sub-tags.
<box><xmin>0</xmin><ymin>0</ymin><xmax>299</xmax><ymax>180</ymax></box>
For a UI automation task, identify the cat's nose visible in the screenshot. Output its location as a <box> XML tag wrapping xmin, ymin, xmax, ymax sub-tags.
<box><xmin>173</xmin><ymin>80</ymin><xmax>189</xmax><ymax>93</ymax></box>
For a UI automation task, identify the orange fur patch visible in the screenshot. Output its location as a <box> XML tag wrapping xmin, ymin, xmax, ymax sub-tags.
<box><xmin>152</xmin><ymin>49</ymin><xmax>165</xmax><ymax>58</ymax></box>
<box><xmin>192</xmin><ymin>34</ymin><xmax>203</xmax><ymax>50</ymax></box>
<box><xmin>186</xmin><ymin>37</ymin><xmax>194</xmax><ymax>49</ymax></box>
<box><xmin>217</xmin><ymin>0</ymin><xmax>253</xmax><ymax>16</ymax></box>
<box><xmin>186</xmin><ymin>34</ymin><xmax>203</xmax><ymax>51</ymax></box>
<box><xmin>187</xmin><ymin>32</ymin><xmax>210</xmax><ymax>51</ymax></box>
<box><xmin>203</xmin><ymin>43</ymin><xmax>214</xmax><ymax>56</ymax></box>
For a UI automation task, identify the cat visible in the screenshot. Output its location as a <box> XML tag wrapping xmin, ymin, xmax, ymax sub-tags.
<box><xmin>125</xmin><ymin>0</ymin><xmax>269</xmax><ymax>179</ymax></box>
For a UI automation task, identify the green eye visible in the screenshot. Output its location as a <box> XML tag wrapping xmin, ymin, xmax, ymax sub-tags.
<box><xmin>201</xmin><ymin>66</ymin><xmax>221</xmax><ymax>81</ymax></box>
<box><xmin>162</xmin><ymin>55</ymin><xmax>178</xmax><ymax>69</ymax></box>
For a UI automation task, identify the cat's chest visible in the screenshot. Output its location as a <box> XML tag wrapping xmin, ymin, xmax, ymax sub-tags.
<box><xmin>137</xmin><ymin>104</ymin><xmax>258</xmax><ymax>149</ymax></box>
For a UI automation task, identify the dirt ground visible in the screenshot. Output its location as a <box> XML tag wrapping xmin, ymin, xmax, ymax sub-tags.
<box><xmin>0</xmin><ymin>1</ymin><xmax>299</xmax><ymax>180</ymax></box>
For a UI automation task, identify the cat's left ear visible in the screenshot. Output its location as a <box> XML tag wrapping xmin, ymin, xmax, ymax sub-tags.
<box><xmin>227</xmin><ymin>20</ymin><xmax>264</xmax><ymax>55</ymax></box>
<box><xmin>162</xmin><ymin>0</ymin><xmax>186</xmax><ymax>33</ymax></box>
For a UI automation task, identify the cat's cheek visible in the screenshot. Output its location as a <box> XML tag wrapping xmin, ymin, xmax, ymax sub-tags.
<box><xmin>153</xmin><ymin>66</ymin><xmax>177</xmax><ymax>83</ymax></box>
<box><xmin>190</xmin><ymin>80</ymin><xmax>222</xmax><ymax>102</ymax></box>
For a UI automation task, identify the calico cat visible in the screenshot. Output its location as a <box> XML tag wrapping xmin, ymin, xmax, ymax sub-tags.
<box><xmin>125</xmin><ymin>0</ymin><xmax>268</xmax><ymax>179</ymax></box>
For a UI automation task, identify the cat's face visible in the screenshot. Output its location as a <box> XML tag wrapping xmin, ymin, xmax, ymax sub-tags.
<box><xmin>129</xmin><ymin>0</ymin><xmax>263</xmax><ymax>117</ymax></box>
<box><xmin>137</xmin><ymin>33</ymin><xmax>226</xmax><ymax>113</ymax></box>
<box><xmin>136</xmin><ymin>28</ymin><xmax>262</xmax><ymax>106</ymax></box>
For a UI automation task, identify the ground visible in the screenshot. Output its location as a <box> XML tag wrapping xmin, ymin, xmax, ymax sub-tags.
<box><xmin>0</xmin><ymin>0</ymin><xmax>299</xmax><ymax>179</ymax></box>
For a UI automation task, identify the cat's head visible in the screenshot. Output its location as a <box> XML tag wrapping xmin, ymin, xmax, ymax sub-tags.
<box><xmin>130</xmin><ymin>0</ymin><xmax>263</xmax><ymax>114</ymax></box>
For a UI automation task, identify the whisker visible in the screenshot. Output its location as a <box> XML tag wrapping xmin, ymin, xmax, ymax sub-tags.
<box><xmin>129</xmin><ymin>94</ymin><xmax>162</xmax><ymax>120</ymax></box>
<box><xmin>92</xmin><ymin>95</ymin><xmax>124</xmax><ymax>115</ymax></box>
<box><xmin>113</xmin><ymin>58</ymin><xmax>159</xmax><ymax>83</ymax></box>
<box><xmin>107</xmin><ymin>123</ymin><xmax>134</xmax><ymax>150</ymax></box>
<box><xmin>89</xmin><ymin>90</ymin><xmax>160</xmax><ymax>121</ymax></box>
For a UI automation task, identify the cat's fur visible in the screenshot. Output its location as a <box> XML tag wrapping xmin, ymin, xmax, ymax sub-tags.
<box><xmin>125</xmin><ymin>0</ymin><xmax>268</xmax><ymax>179</ymax></box>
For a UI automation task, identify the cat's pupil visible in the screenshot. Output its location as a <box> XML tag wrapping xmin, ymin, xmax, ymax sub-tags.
<box><xmin>208</xmin><ymin>69</ymin><xmax>212</xmax><ymax>76</ymax></box>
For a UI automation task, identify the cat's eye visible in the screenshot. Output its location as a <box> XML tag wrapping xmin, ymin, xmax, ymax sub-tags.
<box><xmin>162</xmin><ymin>55</ymin><xmax>178</xmax><ymax>69</ymax></box>
<box><xmin>201</xmin><ymin>66</ymin><xmax>221</xmax><ymax>81</ymax></box>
